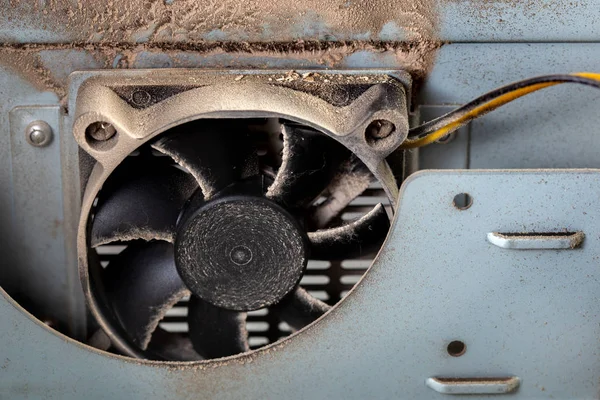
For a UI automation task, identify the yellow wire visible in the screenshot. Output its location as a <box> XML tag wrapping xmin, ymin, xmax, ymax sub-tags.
<box><xmin>400</xmin><ymin>72</ymin><xmax>600</xmax><ymax>149</ymax></box>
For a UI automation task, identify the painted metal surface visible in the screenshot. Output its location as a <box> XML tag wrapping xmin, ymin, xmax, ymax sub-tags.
<box><xmin>1</xmin><ymin>170</ymin><xmax>598</xmax><ymax>399</ymax></box>
<box><xmin>3</xmin><ymin>105</ymin><xmax>85</xmax><ymax>338</ymax></box>
<box><xmin>438</xmin><ymin>1</ymin><xmax>600</xmax><ymax>42</ymax></box>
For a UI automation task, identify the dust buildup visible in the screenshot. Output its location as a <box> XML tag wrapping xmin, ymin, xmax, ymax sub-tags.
<box><xmin>3</xmin><ymin>0</ymin><xmax>438</xmax><ymax>44</ymax></box>
<box><xmin>141</xmin><ymin>288</ymin><xmax>190</xmax><ymax>350</ymax></box>
<box><xmin>0</xmin><ymin>0</ymin><xmax>440</xmax><ymax>101</ymax></box>
<box><xmin>0</xmin><ymin>40</ymin><xmax>440</xmax><ymax>102</ymax></box>
<box><xmin>309</xmin><ymin>155</ymin><xmax>373</xmax><ymax>229</ymax></box>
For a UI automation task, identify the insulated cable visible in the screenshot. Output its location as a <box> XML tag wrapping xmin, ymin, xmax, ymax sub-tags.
<box><xmin>401</xmin><ymin>72</ymin><xmax>600</xmax><ymax>149</ymax></box>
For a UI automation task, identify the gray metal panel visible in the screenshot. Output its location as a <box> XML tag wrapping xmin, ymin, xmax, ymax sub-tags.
<box><xmin>1</xmin><ymin>170</ymin><xmax>597</xmax><ymax>399</ymax></box>
<box><xmin>6</xmin><ymin>106</ymin><xmax>85</xmax><ymax>337</ymax></box>
<box><xmin>0</xmin><ymin>67</ymin><xmax>59</xmax><ymax>295</ymax></box>
<box><xmin>439</xmin><ymin>1</ymin><xmax>600</xmax><ymax>42</ymax></box>
<box><xmin>0</xmin><ymin>63</ymin><xmax>86</xmax><ymax>337</ymax></box>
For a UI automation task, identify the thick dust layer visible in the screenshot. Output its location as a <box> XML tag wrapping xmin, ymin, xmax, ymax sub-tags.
<box><xmin>0</xmin><ymin>1</ymin><xmax>440</xmax><ymax>99</ymax></box>
<box><xmin>0</xmin><ymin>41</ymin><xmax>441</xmax><ymax>100</ymax></box>
<box><xmin>2</xmin><ymin>0</ymin><xmax>437</xmax><ymax>43</ymax></box>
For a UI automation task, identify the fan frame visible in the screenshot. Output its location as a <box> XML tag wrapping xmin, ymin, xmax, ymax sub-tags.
<box><xmin>72</xmin><ymin>69</ymin><xmax>411</xmax><ymax>358</ymax></box>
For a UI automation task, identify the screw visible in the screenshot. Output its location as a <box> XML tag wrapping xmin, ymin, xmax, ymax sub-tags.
<box><xmin>365</xmin><ymin>119</ymin><xmax>396</xmax><ymax>146</ymax></box>
<box><xmin>367</xmin><ymin>119</ymin><xmax>396</xmax><ymax>140</ymax></box>
<box><xmin>86</xmin><ymin>121</ymin><xmax>117</xmax><ymax>142</ymax></box>
<box><xmin>25</xmin><ymin>121</ymin><xmax>53</xmax><ymax>147</ymax></box>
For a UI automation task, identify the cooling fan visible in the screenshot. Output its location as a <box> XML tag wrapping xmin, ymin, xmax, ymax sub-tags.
<box><xmin>87</xmin><ymin>118</ymin><xmax>393</xmax><ymax>360</ymax></box>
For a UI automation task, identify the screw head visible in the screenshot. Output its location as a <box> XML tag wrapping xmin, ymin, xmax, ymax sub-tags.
<box><xmin>86</xmin><ymin>121</ymin><xmax>117</xmax><ymax>142</ymax></box>
<box><xmin>25</xmin><ymin>121</ymin><xmax>53</xmax><ymax>147</ymax></box>
<box><xmin>367</xmin><ymin>119</ymin><xmax>396</xmax><ymax>139</ymax></box>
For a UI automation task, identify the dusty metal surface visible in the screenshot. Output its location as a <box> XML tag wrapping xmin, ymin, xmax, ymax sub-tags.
<box><xmin>0</xmin><ymin>0</ymin><xmax>437</xmax><ymax>43</ymax></box>
<box><xmin>0</xmin><ymin>0</ymin><xmax>441</xmax><ymax>99</ymax></box>
<box><xmin>0</xmin><ymin>42</ymin><xmax>439</xmax><ymax>102</ymax></box>
<box><xmin>439</xmin><ymin>0</ymin><xmax>600</xmax><ymax>42</ymax></box>
<box><xmin>3</xmin><ymin>105</ymin><xmax>85</xmax><ymax>338</ymax></box>
<box><xmin>1</xmin><ymin>169</ymin><xmax>599</xmax><ymax>399</ymax></box>
<box><xmin>1</xmin><ymin>0</ymin><xmax>598</xmax><ymax>43</ymax></box>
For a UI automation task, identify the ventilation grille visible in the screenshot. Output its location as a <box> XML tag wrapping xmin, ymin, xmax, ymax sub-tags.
<box><xmin>96</xmin><ymin>183</ymin><xmax>388</xmax><ymax>350</ymax></box>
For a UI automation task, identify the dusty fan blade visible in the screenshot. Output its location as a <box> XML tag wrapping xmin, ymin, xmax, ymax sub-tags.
<box><xmin>103</xmin><ymin>241</ymin><xmax>188</xmax><ymax>350</ymax></box>
<box><xmin>188</xmin><ymin>295</ymin><xmax>249</xmax><ymax>359</ymax></box>
<box><xmin>91</xmin><ymin>163</ymin><xmax>197</xmax><ymax>247</ymax></box>
<box><xmin>308</xmin><ymin>203</ymin><xmax>390</xmax><ymax>260</ymax></box>
<box><xmin>152</xmin><ymin>120</ymin><xmax>260</xmax><ymax>199</ymax></box>
<box><xmin>267</xmin><ymin>124</ymin><xmax>349</xmax><ymax>209</ymax></box>
<box><xmin>308</xmin><ymin>155</ymin><xmax>372</xmax><ymax>229</ymax></box>
<box><xmin>275</xmin><ymin>287</ymin><xmax>331</xmax><ymax>330</ymax></box>
<box><xmin>147</xmin><ymin>328</ymin><xmax>201</xmax><ymax>361</ymax></box>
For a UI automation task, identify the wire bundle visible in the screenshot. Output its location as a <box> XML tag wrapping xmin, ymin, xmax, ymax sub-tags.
<box><xmin>402</xmin><ymin>72</ymin><xmax>600</xmax><ymax>149</ymax></box>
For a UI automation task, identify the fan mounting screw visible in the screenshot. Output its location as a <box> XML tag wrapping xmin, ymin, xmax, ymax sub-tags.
<box><xmin>366</xmin><ymin>119</ymin><xmax>396</xmax><ymax>140</ymax></box>
<box><xmin>86</xmin><ymin>121</ymin><xmax>117</xmax><ymax>142</ymax></box>
<box><xmin>25</xmin><ymin>120</ymin><xmax>53</xmax><ymax>147</ymax></box>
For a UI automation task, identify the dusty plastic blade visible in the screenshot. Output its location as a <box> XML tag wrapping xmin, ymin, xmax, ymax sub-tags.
<box><xmin>308</xmin><ymin>203</ymin><xmax>390</xmax><ymax>260</ymax></box>
<box><xmin>103</xmin><ymin>241</ymin><xmax>189</xmax><ymax>350</ymax></box>
<box><xmin>152</xmin><ymin>120</ymin><xmax>260</xmax><ymax>199</ymax></box>
<box><xmin>275</xmin><ymin>287</ymin><xmax>331</xmax><ymax>330</ymax></box>
<box><xmin>91</xmin><ymin>162</ymin><xmax>197</xmax><ymax>247</ymax></box>
<box><xmin>188</xmin><ymin>295</ymin><xmax>250</xmax><ymax>359</ymax></box>
<box><xmin>308</xmin><ymin>154</ymin><xmax>373</xmax><ymax>229</ymax></box>
<box><xmin>267</xmin><ymin>124</ymin><xmax>349</xmax><ymax>209</ymax></box>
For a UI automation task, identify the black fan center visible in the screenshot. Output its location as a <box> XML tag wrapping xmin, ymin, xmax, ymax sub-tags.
<box><xmin>175</xmin><ymin>195</ymin><xmax>308</xmax><ymax>311</ymax></box>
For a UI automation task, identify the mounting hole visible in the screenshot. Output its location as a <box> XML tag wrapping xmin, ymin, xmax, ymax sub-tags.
<box><xmin>447</xmin><ymin>340</ymin><xmax>466</xmax><ymax>357</ymax></box>
<box><xmin>85</xmin><ymin>121</ymin><xmax>118</xmax><ymax>151</ymax></box>
<box><xmin>365</xmin><ymin>119</ymin><xmax>396</xmax><ymax>147</ymax></box>
<box><xmin>453</xmin><ymin>193</ymin><xmax>472</xmax><ymax>210</ymax></box>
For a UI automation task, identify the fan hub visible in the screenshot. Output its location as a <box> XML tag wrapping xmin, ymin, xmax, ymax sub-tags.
<box><xmin>175</xmin><ymin>194</ymin><xmax>308</xmax><ymax>311</ymax></box>
<box><xmin>229</xmin><ymin>245</ymin><xmax>253</xmax><ymax>266</ymax></box>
